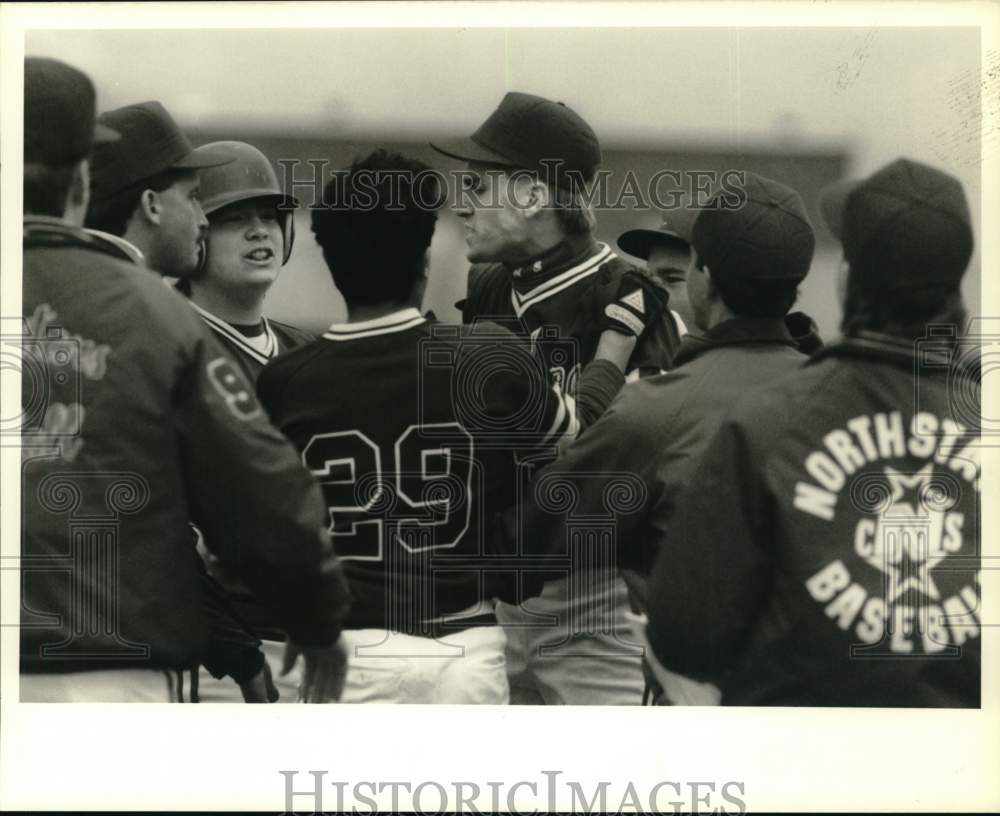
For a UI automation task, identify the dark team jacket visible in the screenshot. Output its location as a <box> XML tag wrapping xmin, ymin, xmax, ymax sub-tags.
<box><xmin>460</xmin><ymin>238</ymin><xmax>681</xmax><ymax>421</ymax></box>
<box><xmin>183</xmin><ymin>300</ymin><xmax>317</xmax><ymax>648</ymax></box>
<box><xmin>20</xmin><ymin>217</ymin><xmax>349</xmax><ymax>673</ymax></box>
<box><xmin>646</xmin><ymin>332</ymin><xmax>981</xmax><ymax>707</ymax></box>
<box><xmin>524</xmin><ymin>317</ymin><xmax>808</xmax><ymax>576</ymax></box>
<box><xmin>257</xmin><ymin>308</ymin><xmax>625</xmax><ymax>633</ymax></box>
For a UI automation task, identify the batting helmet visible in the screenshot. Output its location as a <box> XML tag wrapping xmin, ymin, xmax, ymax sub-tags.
<box><xmin>198</xmin><ymin>141</ymin><xmax>297</xmax><ymax>264</ymax></box>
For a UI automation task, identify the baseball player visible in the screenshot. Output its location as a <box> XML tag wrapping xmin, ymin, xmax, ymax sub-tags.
<box><xmin>20</xmin><ymin>57</ymin><xmax>351</xmax><ymax>703</ymax></box>
<box><xmin>524</xmin><ymin>174</ymin><xmax>817</xmax><ymax>702</ymax></box>
<box><xmin>180</xmin><ymin>141</ymin><xmax>312</xmax><ymax>379</ymax></box>
<box><xmin>85</xmin><ymin>101</ymin><xmax>231</xmax><ymax>277</ymax></box>
<box><xmin>179</xmin><ymin>141</ymin><xmax>315</xmax><ymax>703</ymax></box>
<box><xmin>618</xmin><ymin>209</ymin><xmax>824</xmax><ymax>356</ymax></box>
<box><xmin>645</xmin><ymin>158</ymin><xmax>981</xmax><ymax>706</ymax></box>
<box><xmin>257</xmin><ymin>149</ymin><xmax>635</xmax><ymax>704</ymax></box>
<box><xmin>430</xmin><ymin>91</ymin><xmax>679</xmax><ymax>704</ymax></box>
<box><xmin>617</xmin><ymin>210</ymin><xmax>698</xmax><ymax>334</ymax></box>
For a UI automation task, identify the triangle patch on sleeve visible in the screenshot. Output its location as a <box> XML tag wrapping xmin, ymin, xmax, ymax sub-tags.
<box><xmin>621</xmin><ymin>288</ymin><xmax>645</xmax><ymax>313</ymax></box>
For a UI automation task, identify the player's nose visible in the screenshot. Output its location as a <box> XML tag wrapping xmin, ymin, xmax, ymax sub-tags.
<box><xmin>246</xmin><ymin>216</ymin><xmax>269</xmax><ymax>238</ymax></box>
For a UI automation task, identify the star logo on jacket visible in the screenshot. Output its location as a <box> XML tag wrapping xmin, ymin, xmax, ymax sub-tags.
<box><xmin>865</xmin><ymin>465</ymin><xmax>949</xmax><ymax>602</ymax></box>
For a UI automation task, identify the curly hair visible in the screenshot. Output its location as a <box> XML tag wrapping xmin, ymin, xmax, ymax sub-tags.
<box><xmin>311</xmin><ymin>150</ymin><xmax>443</xmax><ymax>307</ymax></box>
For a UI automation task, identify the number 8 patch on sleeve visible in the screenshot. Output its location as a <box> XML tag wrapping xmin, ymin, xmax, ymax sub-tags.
<box><xmin>206</xmin><ymin>358</ymin><xmax>263</xmax><ymax>421</ymax></box>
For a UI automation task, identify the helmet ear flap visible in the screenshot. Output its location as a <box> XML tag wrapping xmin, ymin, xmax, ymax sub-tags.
<box><xmin>281</xmin><ymin>210</ymin><xmax>295</xmax><ymax>265</ymax></box>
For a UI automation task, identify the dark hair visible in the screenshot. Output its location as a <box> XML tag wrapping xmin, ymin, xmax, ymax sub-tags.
<box><xmin>549</xmin><ymin>182</ymin><xmax>596</xmax><ymax>235</ymax></box>
<box><xmin>311</xmin><ymin>149</ymin><xmax>440</xmax><ymax>307</ymax></box>
<box><xmin>85</xmin><ymin>168</ymin><xmax>190</xmax><ymax>236</ymax></box>
<box><xmin>23</xmin><ymin>161</ymin><xmax>79</xmax><ymax>217</ymax></box>
<box><xmin>711</xmin><ymin>266</ymin><xmax>799</xmax><ymax>318</ymax></box>
<box><xmin>841</xmin><ymin>273</ymin><xmax>966</xmax><ymax>339</ymax></box>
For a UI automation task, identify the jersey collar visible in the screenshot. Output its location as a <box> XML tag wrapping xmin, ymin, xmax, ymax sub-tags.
<box><xmin>188</xmin><ymin>300</ymin><xmax>278</xmax><ymax>364</ymax></box>
<box><xmin>323</xmin><ymin>307</ymin><xmax>426</xmax><ymax>341</ymax></box>
<box><xmin>509</xmin><ymin>242</ymin><xmax>614</xmax><ymax>317</ymax></box>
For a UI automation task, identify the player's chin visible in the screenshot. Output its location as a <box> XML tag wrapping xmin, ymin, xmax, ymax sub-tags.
<box><xmin>241</xmin><ymin>263</ymin><xmax>280</xmax><ymax>284</ymax></box>
<box><xmin>464</xmin><ymin>243</ymin><xmax>496</xmax><ymax>264</ymax></box>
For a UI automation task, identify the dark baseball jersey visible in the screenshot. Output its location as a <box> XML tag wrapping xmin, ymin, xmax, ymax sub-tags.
<box><xmin>646</xmin><ymin>332</ymin><xmax>981</xmax><ymax>707</ymax></box>
<box><xmin>20</xmin><ymin>217</ymin><xmax>349</xmax><ymax>674</ymax></box>
<box><xmin>257</xmin><ymin>308</ymin><xmax>598</xmax><ymax>632</ymax></box>
<box><xmin>186</xmin><ymin>300</ymin><xmax>314</xmax><ymax>382</ymax></box>
<box><xmin>461</xmin><ymin>239</ymin><xmax>681</xmax><ymax>405</ymax></box>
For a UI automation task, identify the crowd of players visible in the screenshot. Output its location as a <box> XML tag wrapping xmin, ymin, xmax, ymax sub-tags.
<box><xmin>19</xmin><ymin>56</ymin><xmax>981</xmax><ymax>706</ymax></box>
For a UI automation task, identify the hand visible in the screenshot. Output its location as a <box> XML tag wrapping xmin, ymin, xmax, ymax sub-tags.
<box><xmin>599</xmin><ymin>278</ymin><xmax>661</xmax><ymax>339</ymax></box>
<box><xmin>239</xmin><ymin>661</ymin><xmax>280</xmax><ymax>703</ymax></box>
<box><xmin>282</xmin><ymin>639</ymin><xmax>349</xmax><ymax>703</ymax></box>
<box><xmin>594</xmin><ymin>328</ymin><xmax>637</xmax><ymax>374</ymax></box>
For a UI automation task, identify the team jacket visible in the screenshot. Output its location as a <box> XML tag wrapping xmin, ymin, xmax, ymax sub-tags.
<box><xmin>257</xmin><ymin>308</ymin><xmax>624</xmax><ymax>632</ymax></box>
<box><xmin>524</xmin><ymin>317</ymin><xmax>808</xmax><ymax>576</ymax></box>
<box><xmin>183</xmin><ymin>300</ymin><xmax>316</xmax><ymax>647</ymax></box>
<box><xmin>20</xmin><ymin>217</ymin><xmax>350</xmax><ymax>673</ymax></box>
<box><xmin>460</xmin><ymin>237</ymin><xmax>681</xmax><ymax>424</ymax></box>
<box><xmin>646</xmin><ymin>332</ymin><xmax>981</xmax><ymax>707</ymax></box>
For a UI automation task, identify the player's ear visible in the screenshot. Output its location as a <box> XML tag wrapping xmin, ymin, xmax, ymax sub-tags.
<box><xmin>68</xmin><ymin>158</ymin><xmax>90</xmax><ymax>213</ymax></box>
<box><xmin>139</xmin><ymin>188</ymin><xmax>162</xmax><ymax>226</ymax></box>
<box><xmin>703</xmin><ymin>264</ymin><xmax>721</xmax><ymax>301</ymax></box>
<box><xmin>522</xmin><ymin>179</ymin><xmax>551</xmax><ymax>218</ymax></box>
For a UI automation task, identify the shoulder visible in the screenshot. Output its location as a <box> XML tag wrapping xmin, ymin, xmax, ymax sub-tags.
<box><xmin>592</xmin><ymin>252</ymin><xmax>669</xmax><ymax>304</ymax></box>
<box><xmin>268</xmin><ymin>318</ymin><xmax>316</xmax><ymax>348</ymax></box>
<box><xmin>607</xmin><ymin>374</ymin><xmax>679</xmax><ymax>430</ymax></box>
<box><xmin>466</xmin><ymin>263</ymin><xmax>509</xmax><ymax>299</ymax></box>
<box><xmin>260</xmin><ymin>337</ymin><xmax>326</xmax><ymax>385</ymax></box>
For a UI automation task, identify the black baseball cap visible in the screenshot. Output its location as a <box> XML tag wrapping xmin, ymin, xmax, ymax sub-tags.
<box><xmin>819</xmin><ymin>157</ymin><xmax>973</xmax><ymax>292</ymax></box>
<box><xmin>618</xmin><ymin>208</ymin><xmax>698</xmax><ymax>260</ymax></box>
<box><xmin>692</xmin><ymin>173</ymin><xmax>815</xmax><ymax>283</ymax></box>
<box><xmin>24</xmin><ymin>57</ymin><xmax>119</xmax><ymax>165</ymax></box>
<box><xmin>90</xmin><ymin>101</ymin><xmax>232</xmax><ymax>201</ymax></box>
<box><xmin>431</xmin><ymin>91</ymin><xmax>601</xmax><ymax>183</ymax></box>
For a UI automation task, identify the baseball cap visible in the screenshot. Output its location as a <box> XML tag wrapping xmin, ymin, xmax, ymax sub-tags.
<box><xmin>692</xmin><ymin>173</ymin><xmax>815</xmax><ymax>283</ymax></box>
<box><xmin>818</xmin><ymin>157</ymin><xmax>973</xmax><ymax>292</ymax></box>
<box><xmin>24</xmin><ymin>57</ymin><xmax>120</xmax><ymax>165</ymax></box>
<box><xmin>617</xmin><ymin>208</ymin><xmax>698</xmax><ymax>260</ymax></box>
<box><xmin>89</xmin><ymin>101</ymin><xmax>232</xmax><ymax>201</ymax></box>
<box><xmin>430</xmin><ymin>92</ymin><xmax>601</xmax><ymax>184</ymax></box>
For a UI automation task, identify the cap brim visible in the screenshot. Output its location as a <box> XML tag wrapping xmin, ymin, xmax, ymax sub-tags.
<box><xmin>172</xmin><ymin>142</ymin><xmax>234</xmax><ymax>170</ymax></box>
<box><xmin>93</xmin><ymin>122</ymin><xmax>120</xmax><ymax>144</ymax></box>
<box><xmin>429</xmin><ymin>136</ymin><xmax>518</xmax><ymax>168</ymax></box>
<box><xmin>817</xmin><ymin>178</ymin><xmax>859</xmax><ymax>240</ymax></box>
<box><xmin>617</xmin><ymin>228</ymin><xmax>689</xmax><ymax>261</ymax></box>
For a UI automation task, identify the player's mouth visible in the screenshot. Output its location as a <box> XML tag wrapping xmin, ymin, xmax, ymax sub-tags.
<box><xmin>243</xmin><ymin>247</ymin><xmax>275</xmax><ymax>264</ymax></box>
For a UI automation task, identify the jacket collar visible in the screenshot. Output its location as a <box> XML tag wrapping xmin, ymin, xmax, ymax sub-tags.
<box><xmin>810</xmin><ymin>330</ymin><xmax>976</xmax><ymax>380</ymax></box>
<box><xmin>508</xmin><ymin>234</ymin><xmax>601</xmax><ymax>292</ymax></box>
<box><xmin>672</xmin><ymin>317</ymin><xmax>797</xmax><ymax>367</ymax></box>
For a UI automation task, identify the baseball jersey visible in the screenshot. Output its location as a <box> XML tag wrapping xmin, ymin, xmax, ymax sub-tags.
<box><xmin>186</xmin><ymin>299</ymin><xmax>313</xmax><ymax>382</ymax></box>
<box><xmin>257</xmin><ymin>308</ymin><xmax>606</xmax><ymax>632</ymax></box>
<box><xmin>646</xmin><ymin>332</ymin><xmax>981</xmax><ymax>706</ymax></box>
<box><xmin>461</xmin><ymin>239</ymin><xmax>681</xmax><ymax>405</ymax></box>
<box><xmin>20</xmin><ymin>217</ymin><xmax>350</xmax><ymax>674</ymax></box>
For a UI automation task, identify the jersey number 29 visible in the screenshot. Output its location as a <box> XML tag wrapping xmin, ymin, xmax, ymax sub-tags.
<box><xmin>303</xmin><ymin>423</ymin><xmax>474</xmax><ymax>562</ymax></box>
